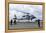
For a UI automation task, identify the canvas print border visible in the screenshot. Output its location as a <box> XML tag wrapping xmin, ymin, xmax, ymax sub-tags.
<box><xmin>5</xmin><ymin>0</ymin><xmax>45</xmax><ymax>32</ymax></box>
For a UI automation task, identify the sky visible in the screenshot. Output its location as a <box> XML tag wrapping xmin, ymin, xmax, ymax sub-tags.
<box><xmin>9</xmin><ymin>4</ymin><xmax>42</xmax><ymax>20</ymax></box>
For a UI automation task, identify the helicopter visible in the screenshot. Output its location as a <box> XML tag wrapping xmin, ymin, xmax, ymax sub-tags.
<box><xmin>10</xmin><ymin>9</ymin><xmax>41</xmax><ymax>27</ymax></box>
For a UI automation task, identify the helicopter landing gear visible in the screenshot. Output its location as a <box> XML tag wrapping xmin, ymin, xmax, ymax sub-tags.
<box><xmin>10</xmin><ymin>19</ymin><xmax>13</xmax><ymax>25</ymax></box>
<box><xmin>14</xmin><ymin>20</ymin><xmax>16</xmax><ymax>24</ymax></box>
<box><xmin>37</xmin><ymin>19</ymin><xmax>40</xmax><ymax>27</ymax></box>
